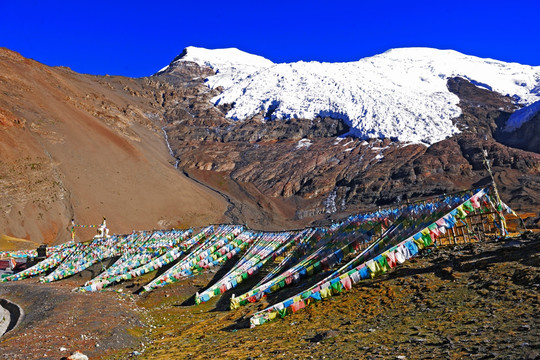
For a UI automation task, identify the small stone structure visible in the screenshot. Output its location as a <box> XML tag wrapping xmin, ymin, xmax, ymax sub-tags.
<box><xmin>0</xmin><ymin>298</ymin><xmax>23</xmax><ymax>337</ymax></box>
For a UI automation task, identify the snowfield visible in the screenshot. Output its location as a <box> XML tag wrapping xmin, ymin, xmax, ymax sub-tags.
<box><xmin>159</xmin><ymin>46</ymin><xmax>540</xmax><ymax>145</ymax></box>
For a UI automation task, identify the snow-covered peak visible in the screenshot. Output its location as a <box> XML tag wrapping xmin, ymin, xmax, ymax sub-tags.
<box><xmin>156</xmin><ymin>46</ymin><xmax>274</xmax><ymax>89</ymax></box>
<box><xmin>176</xmin><ymin>46</ymin><xmax>274</xmax><ymax>70</ymax></box>
<box><xmin>370</xmin><ymin>47</ymin><xmax>540</xmax><ymax>104</ymax></box>
<box><xmin>158</xmin><ymin>46</ymin><xmax>540</xmax><ymax>145</ymax></box>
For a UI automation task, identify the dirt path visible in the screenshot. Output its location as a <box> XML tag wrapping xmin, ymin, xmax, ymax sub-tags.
<box><xmin>0</xmin><ymin>279</ymin><xmax>144</xmax><ymax>360</ymax></box>
<box><xmin>181</xmin><ymin>169</ymin><xmax>242</xmax><ymax>225</ymax></box>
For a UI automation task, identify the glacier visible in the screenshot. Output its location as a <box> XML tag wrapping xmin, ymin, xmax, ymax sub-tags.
<box><xmin>504</xmin><ymin>100</ymin><xmax>540</xmax><ymax>132</ymax></box>
<box><xmin>161</xmin><ymin>46</ymin><xmax>540</xmax><ymax>146</ymax></box>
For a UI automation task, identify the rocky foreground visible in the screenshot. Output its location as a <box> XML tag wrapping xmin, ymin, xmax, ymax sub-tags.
<box><xmin>3</xmin><ymin>232</ymin><xmax>535</xmax><ymax>359</ymax></box>
<box><xmin>121</xmin><ymin>232</ymin><xmax>539</xmax><ymax>360</ymax></box>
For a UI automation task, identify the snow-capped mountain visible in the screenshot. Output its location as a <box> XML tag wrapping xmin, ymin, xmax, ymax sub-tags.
<box><xmin>160</xmin><ymin>46</ymin><xmax>540</xmax><ymax>145</ymax></box>
<box><xmin>157</xmin><ymin>46</ymin><xmax>274</xmax><ymax>89</ymax></box>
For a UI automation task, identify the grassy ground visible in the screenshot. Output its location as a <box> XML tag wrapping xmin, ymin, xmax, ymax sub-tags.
<box><xmin>105</xmin><ymin>233</ymin><xmax>540</xmax><ymax>360</ymax></box>
<box><xmin>0</xmin><ymin>235</ymin><xmax>38</xmax><ymax>252</ymax></box>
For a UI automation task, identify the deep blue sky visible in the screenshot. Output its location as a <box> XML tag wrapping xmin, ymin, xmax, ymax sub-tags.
<box><xmin>1</xmin><ymin>0</ymin><xmax>539</xmax><ymax>77</ymax></box>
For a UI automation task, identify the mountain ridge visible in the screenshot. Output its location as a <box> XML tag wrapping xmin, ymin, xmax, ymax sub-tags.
<box><xmin>0</xmin><ymin>46</ymin><xmax>539</xmax><ymax>244</ymax></box>
<box><xmin>158</xmin><ymin>46</ymin><xmax>540</xmax><ymax>145</ymax></box>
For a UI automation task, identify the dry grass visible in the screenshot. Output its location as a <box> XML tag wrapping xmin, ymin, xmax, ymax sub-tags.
<box><xmin>0</xmin><ymin>235</ymin><xmax>38</xmax><ymax>252</ymax></box>
<box><xmin>104</xmin><ymin>234</ymin><xmax>540</xmax><ymax>360</ymax></box>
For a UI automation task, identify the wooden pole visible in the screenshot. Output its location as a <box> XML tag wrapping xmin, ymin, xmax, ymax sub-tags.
<box><xmin>482</xmin><ymin>150</ymin><xmax>508</xmax><ymax>237</ymax></box>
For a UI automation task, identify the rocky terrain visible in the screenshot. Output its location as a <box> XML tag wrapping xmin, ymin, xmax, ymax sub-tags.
<box><xmin>0</xmin><ymin>46</ymin><xmax>539</xmax><ymax>243</ymax></box>
<box><xmin>0</xmin><ymin>45</ymin><xmax>539</xmax><ymax>360</ymax></box>
<box><xmin>0</xmin><ymin>277</ymin><xmax>144</xmax><ymax>359</ymax></box>
<box><xmin>127</xmin><ymin>232</ymin><xmax>539</xmax><ymax>360</ymax></box>
<box><xmin>155</xmin><ymin>59</ymin><xmax>540</xmax><ymax>228</ymax></box>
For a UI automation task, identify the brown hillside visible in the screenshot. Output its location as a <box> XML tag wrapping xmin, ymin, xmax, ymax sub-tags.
<box><xmin>0</xmin><ymin>48</ymin><xmax>227</xmax><ymax>244</ymax></box>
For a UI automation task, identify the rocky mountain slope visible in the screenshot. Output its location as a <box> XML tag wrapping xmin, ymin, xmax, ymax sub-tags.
<box><xmin>0</xmin><ymin>48</ymin><xmax>227</xmax><ymax>244</ymax></box>
<box><xmin>0</xmin><ymin>46</ymin><xmax>539</xmax><ymax>244</ymax></box>
<box><xmin>155</xmin><ymin>47</ymin><xmax>540</xmax><ymax>226</ymax></box>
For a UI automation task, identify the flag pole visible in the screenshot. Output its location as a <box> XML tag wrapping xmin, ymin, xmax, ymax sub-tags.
<box><xmin>482</xmin><ymin>149</ymin><xmax>508</xmax><ymax>237</ymax></box>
